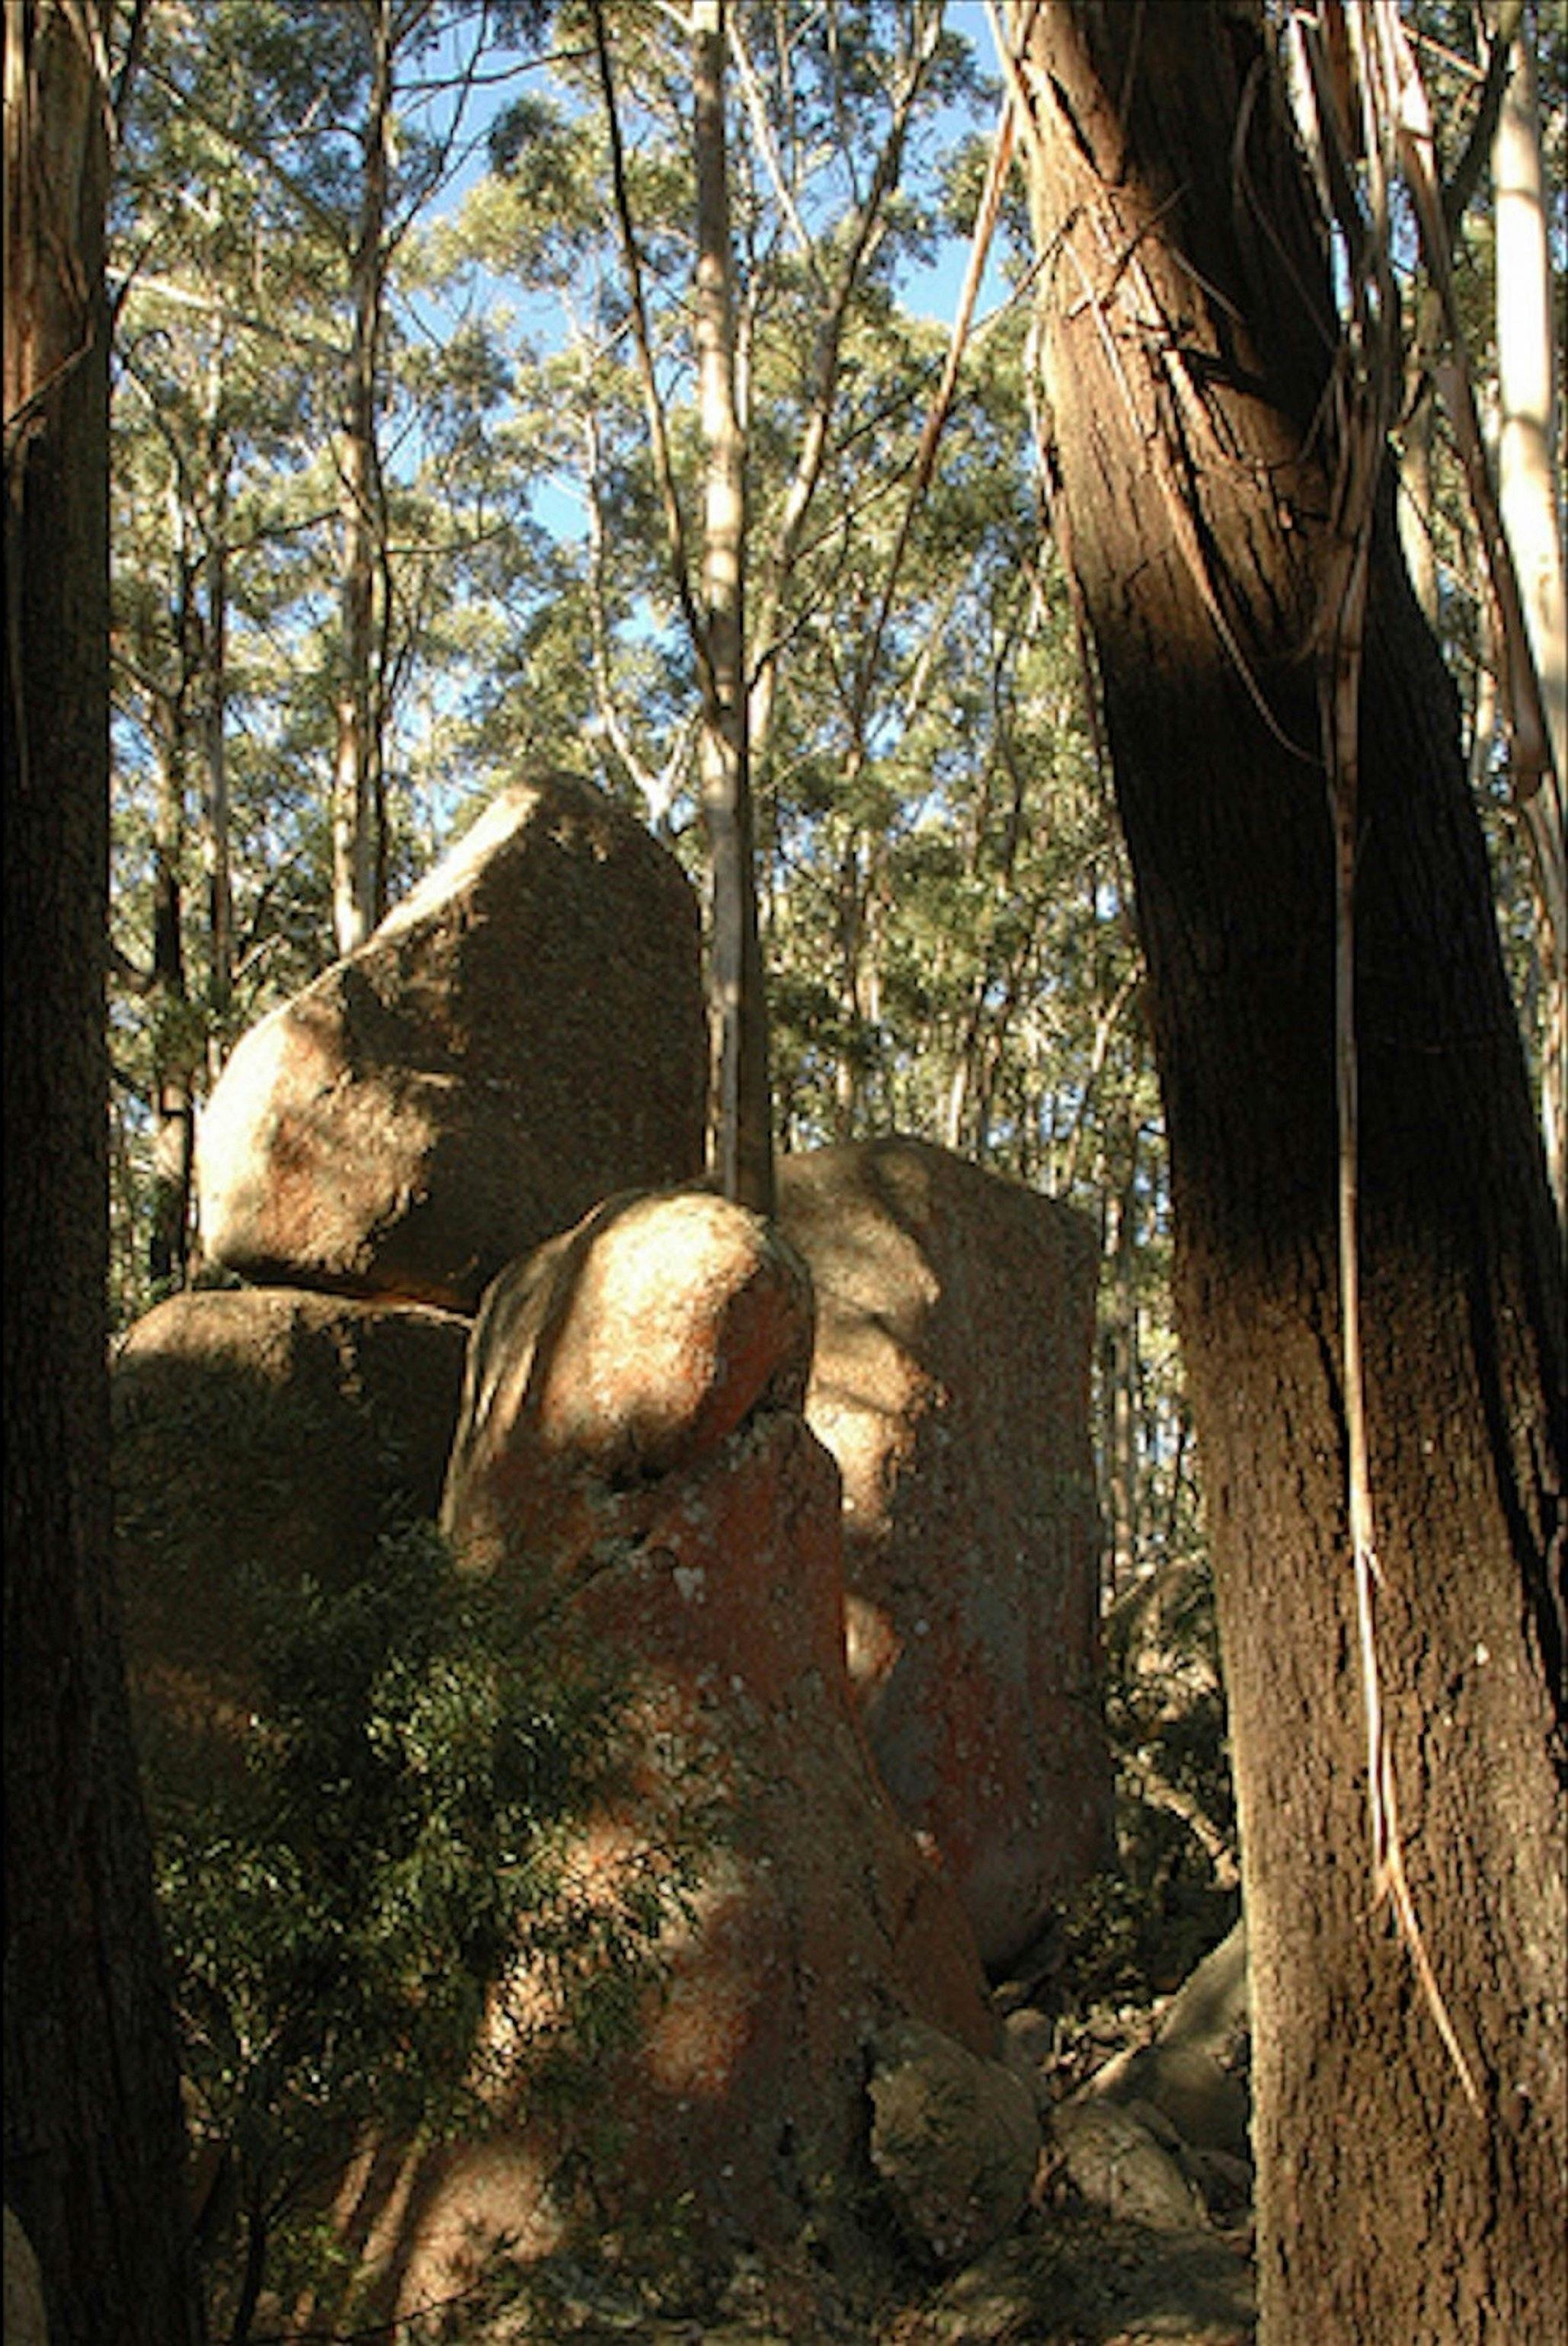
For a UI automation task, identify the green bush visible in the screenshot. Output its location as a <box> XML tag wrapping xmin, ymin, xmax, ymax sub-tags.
<box><xmin>152</xmin><ymin>1518</ymin><xmax>693</xmax><ymax>2344</ymax></box>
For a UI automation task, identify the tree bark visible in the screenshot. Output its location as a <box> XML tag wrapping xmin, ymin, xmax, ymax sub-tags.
<box><xmin>3</xmin><ymin>4</ymin><xmax>203</xmax><ymax>2339</ymax></box>
<box><xmin>1012</xmin><ymin>5</ymin><xmax>1564</xmax><ymax>2339</ymax></box>
<box><xmin>693</xmin><ymin>0</ymin><xmax>773</xmax><ymax>1214</ymax></box>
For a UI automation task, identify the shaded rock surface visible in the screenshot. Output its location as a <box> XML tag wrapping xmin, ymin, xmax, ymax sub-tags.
<box><xmin>869</xmin><ymin>2018</ymin><xmax>1041</xmax><ymax>2269</ymax></box>
<box><xmin>361</xmin><ymin>1189</ymin><xmax>999</xmax><ymax>2315</ymax></box>
<box><xmin>776</xmin><ymin>1138</ymin><xmax>1112</xmax><ymax>1972</ymax></box>
<box><xmin>3</xmin><ymin>2208</ymin><xmax>46</xmax><ymax>2346</ymax></box>
<box><xmin>1088</xmin><ymin>1922</ymin><xmax>1251</xmax><ymax>2161</ymax></box>
<box><xmin>113</xmin><ymin>1286</ymin><xmax>469</xmax><ymax>1791</ymax></box>
<box><xmin>1048</xmin><ymin>2099</ymin><xmax>1210</xmax><ymax>2234</ymax></box>
<box><xmin>197</xmin><ymin>775</ymin><xmax>707</xmax><ymax>1311</ymax></box>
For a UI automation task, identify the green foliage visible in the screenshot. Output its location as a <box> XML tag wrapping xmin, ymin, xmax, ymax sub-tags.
<box><xmin>152</xmin><ymin>1517</ymin><xmax>691</xmax><ymax>2339</ymax></box>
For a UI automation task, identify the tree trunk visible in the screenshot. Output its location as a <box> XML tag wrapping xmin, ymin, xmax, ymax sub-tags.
<box><xmin>203</xmin><ymin>401</ymin><xmax>234</xmax><ymax>1067</ymax></box>
<box><xmin>149</xmin><ymin>732</ymin><xmax>194</xmax><ymax>1290</ymax></box>
<box><xmin>1012</xmin><ymin>6</ymin><xmax>1564</xmax><ymax>2339</ymax></box>
<box><xmin>149</xmin><ymin>475</ymin><xmax>198</xmax><ymax>1291</ymax></box>
<box><xmin>3</xmin><ymin>5</ymin><xmax>203</xmax><ymax>2340</ymax></box>
<box><xmin>1493</xmin><ymin>13</ymin><xmax>1566</xmax><ymax>1222</ymax></box>
<box><xmin>1099</xmin><ymin>1163</ymin><xmax>1140</xmax><ymax>1602</ymax></box>
<box><xmin>332</xmin><ymin>0</ymin><xmax>392</xmax><ymax>958</ymax></box>
<box><xmin>693</xmin><ymin>0</ymin><xmax>773</xmax><ymax>1213</ymax></box>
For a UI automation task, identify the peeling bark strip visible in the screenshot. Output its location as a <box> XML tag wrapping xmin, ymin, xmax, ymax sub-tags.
<box><xmin>1008</xmin><ymin>5</ymin><xmax>1566</xmax><ymax>2341</ymax></box>
<box><xmin>4</xmin><ymin>5</ymin><xmax>204</xmax><ymax>2339</ymax></box>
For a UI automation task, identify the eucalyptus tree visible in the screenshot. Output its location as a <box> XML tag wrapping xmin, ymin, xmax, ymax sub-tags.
<box><xmin>1493</xmin><ymin>8</ymin><xmax>1566</xmax><ymax>1214</ymax></box>
<box><xmin>450</xmin><ymin>0</ymin><xmax>983</xmax><ymax>1200</ymax></box>
<box><xmin>106</xmin><ymin>0</ymin><xmax>551</xmax><ymax>1308</ymax></box>
<box><xmin>1010</xmin><ymin>4</ymin><xmax>1564</xmax><ymax>2337</ymax></box>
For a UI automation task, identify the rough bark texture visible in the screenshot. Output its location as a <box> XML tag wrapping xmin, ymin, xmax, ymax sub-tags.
<box><xmin>1013</xmin><ymin>5</ymin><xmax>1565</xmax><ymax>2340</ymax></box>
<box><xmin>3</xmin><ymin>5</ymin><xmax>203</xmax><ymax>2339</ymax></box>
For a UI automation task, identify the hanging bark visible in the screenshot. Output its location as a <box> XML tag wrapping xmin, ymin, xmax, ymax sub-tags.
<box><xmin>3</xmin><ymin>3</ymin><xmax>203</xmax><ymax>2338</ymax></box>
<box><xmin>332</xmin><ymin>0</ymin><xmax>392</xmax><ymax>957</ymax></box>
<box><xmin>1009</xmin><ymin>5</ymin><xmax>1564</xmax><ymax>2339</ymax></box>
<box><xmin>693</xmin><ymin>0</ymin><xmax>773</xmax><ymax>1211</ymax></box>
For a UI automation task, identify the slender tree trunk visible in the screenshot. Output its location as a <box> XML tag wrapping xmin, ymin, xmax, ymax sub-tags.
<box><xmin>1493</xmin><ymin>14</ymin><xmax>1566</xmax><ymax>1221</ymax></box>
<box><xmin>1013</xmin><ymin>6</ymin><xmax>1564</xmax><ymax>2339</ymax></box>
<box><xmin>149</xmin><ymin>478</ymin><xmax>198</xmax><ymax>1291</ymax></box>
<box><xmin>1100</xmin><ymin>1163</ymin><xmax>1139</xmax><ymax>1602</ymax></box>
<box><xmin>332</xmin><ymin>0</ymin><xmax>392</xmax><ymax>958</ymax></box>
<box><xmin>3</xmin><ymin>5</ymin><xmax>203</xmax><ymax>2339</ymax></box>
<box><xmin>202</xmin><ymin>396</ymin><xmax>233</xmax><ymax>1067</ymax></box>
<box><xmin>693</xmin><ymin>0</ymin><xmax>773</xmax><ymax>1213</ymax></box>
<box><xmin>149</xmin><ymin>730</ymin><xmax>194</xmax><ymax>1289</ymax></box>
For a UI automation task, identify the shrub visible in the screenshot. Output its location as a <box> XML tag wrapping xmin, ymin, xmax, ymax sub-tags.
<box><xmin>152</xmin><ymin>1518</ymin><xmax>693</xmax><ymax>2344</ymax></box>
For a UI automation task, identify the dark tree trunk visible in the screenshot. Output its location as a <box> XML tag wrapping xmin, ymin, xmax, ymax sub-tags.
<box><xmin>149</xmin><ymin>763</ymin><xmax>196</xmax><ymax>1290</ymax></box>
<box><xmin>1013</xmin><ymin>5</ymin><xmax>1564</xmax><ymax>2339</ymax></box>
<box><xmin>3</xmin><ymin>5</ymin><xmax>203</xmax><ymax>2339</ymax></box>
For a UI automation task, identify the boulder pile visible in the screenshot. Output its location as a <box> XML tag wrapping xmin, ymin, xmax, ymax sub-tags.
<box><xmin>373</xmin><ymin>1189</ymin><xmax>1013</xmax><ymax>2308</ymax></box>
<box><xmin>113</xmin><ymin>773</ymin><xmax>1113</xmax><ymax>2309</ymax></box>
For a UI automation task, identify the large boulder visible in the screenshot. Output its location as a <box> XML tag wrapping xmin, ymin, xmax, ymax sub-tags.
<box><xmin>113</xmin><ymin>1287</ymin><xmax>469</xmax><ymax>1794</ymax></box>
<box><xmin>868</xmin><ymin>2019</ymin><xmax>1041</xmax><ymax>2269</ymax></box>
<box><xmin>776</xmin><ymin>1138</ymin><xmax>1113</xmax><ymax>1973</ymax></box>
<box><xmin>354</xmin><ymin>1189</ymin><xmax>999</xmax><ymax>2312</ymax></box>
<box><xmin>1088</xmin><ymin>1919</ymin><xmax>1251</xmax><ymax>2161</ymax></box>
<box><xmin>197</xmin><ymin>775</ymin><xmax>708</xmax><ymax>1311</ymax></box>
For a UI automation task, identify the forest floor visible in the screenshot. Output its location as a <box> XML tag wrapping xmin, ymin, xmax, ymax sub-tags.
<box><xmin>503</xmin><ymin>2196</ymin><xmax>1256</xmax><ymax>2345</ymax></box>
<box><xmin>499</xmin><ymin>1992</ymin><xmax>1257</xmax><ymax>2346</ymax></box>
<box><xmin>495</xmin><ymin>1933</ymin><xmax>1258</xmax><ymax>2336</ymax></box>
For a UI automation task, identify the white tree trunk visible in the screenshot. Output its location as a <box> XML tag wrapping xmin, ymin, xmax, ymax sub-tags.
<box><xmin>1495</xmin><ymin>18</ymin><xmax>1566</xmax><ymax>1218</ymax></box>
<box><xmin>332</xmin><ymin>0</ymin><xmax>392</xmax><ymax>958</ymax></box>
<box><xmin>693</xmin><ymin>0</ymin><xmax>772</xmax><ymax>1210</ymax></box>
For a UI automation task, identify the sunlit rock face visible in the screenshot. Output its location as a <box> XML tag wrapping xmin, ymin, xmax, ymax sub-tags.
<box><xmin>776</xmin><ymin>1138</ymin><xmax>1114</xmax><ymax>1974</ymax></box>
<box><xmin>197</xmin><ymin>774</ymin><xmax>708</xmax><ymax>1313</ymax></box>
<box><xmin>363</xmin><ymin>1189</ymin><xmax>999</xmax><ymax>2310</ymax></box>
<box><xmin>112</xmin><ymin>1286</ymin><xmax>469</xmax><ymax>1799</ymax></box>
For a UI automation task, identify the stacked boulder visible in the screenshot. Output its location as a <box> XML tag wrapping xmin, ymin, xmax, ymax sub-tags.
<box><xmin>114</xmin><ymin>1287</ymin><xmax>469</xmax><ymax>1795</ymax></box>
<box><xmin>116</xmin><ymin>772</ymin><xmax>709</xmax><ymax>1778</ymax></box>
<box><xmin>777</xmin><ymin>1139</ymin><xmax>1113</xmax><ymax>1972</ymax></box>
<box><xmin>196</xmin><ymin>773</ymin><xmax>709</xmax><ymax>1311</ymax></box>
<box><xmin>370</xmin><ymin>1189</ymin><xmax>1011</xmax><ymax>2306</ymax></box>
<box><xmin>113</xmin><ymin>771</ymin><xmax>1109</xmax><ymax>2303</ymax></box>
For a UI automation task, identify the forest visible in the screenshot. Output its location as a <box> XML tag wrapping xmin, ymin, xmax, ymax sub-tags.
<box><xmin>4</xmin><ymin>2</ymin><xmax>1564</xmax><ymax>2344</ymax></box>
